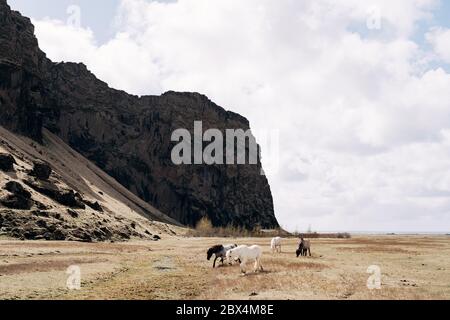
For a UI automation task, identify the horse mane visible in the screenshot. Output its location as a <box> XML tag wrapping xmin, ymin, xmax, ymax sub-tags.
<box><xmin>210</xmin><ymin>245</ymin><xmax>224</xmax><ymax>252</ymax></box>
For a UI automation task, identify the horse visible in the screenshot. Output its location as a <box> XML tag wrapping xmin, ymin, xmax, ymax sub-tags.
<box><xmin>207</xmin><ymin>244</ymin><xmax>237</xmax><ymax>268</ymax></box>
<box><xmin>296</xmin><ymin>244</ymin><xmax>305</xmax><ymax>257</ymax></box>
<box><xmin>296</xmin><ymin>238</ymin><xmax>311</xmax><ymax>257</ymax></box>
<box><xmin>270</xmin><ymin>237</ymin><xmax>282</xmax><ymax>253</ymax></box>
<box><xmin>226</xmin><ymin>245</ymin><xmax>264</xmax><ymax>274</ymax></box>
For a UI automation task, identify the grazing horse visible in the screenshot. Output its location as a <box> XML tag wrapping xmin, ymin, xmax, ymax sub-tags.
<box><xmin>207</xmin><ymin>244</ymin><xmax>237</xmax><ymax>268</ymax></box>
<box><xmin>270</xmin><ymin>237</ymin><xmax>282</xmax><ymax>253</ymax></box>
<box><xmin>296</xmin><ymin>238</ymin><xmax>311</xmax><ymax>257</ymax></box>
<box><xmin>226</xmin><ymin>245</ymin><xmax>264</xmax><ymax>274</ymax></box>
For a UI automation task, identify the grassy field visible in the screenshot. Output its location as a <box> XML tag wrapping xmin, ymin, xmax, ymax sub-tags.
<box><xmin>0</xmin><ymin>235</ymin><xmax>449</xmax><ymax>300</ymax></box>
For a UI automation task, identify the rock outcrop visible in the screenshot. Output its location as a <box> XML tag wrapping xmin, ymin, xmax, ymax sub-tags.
<box><xmin>1</xmin><ymin>180</ymin><xmax>33</xmax><ymax>209</ymax></box>
<box><xmin>0</xmin><ymin>0</ymin><xmax>278</xmax><ymax>229</ymax></box>
<box><xmin>31</xmin><ymin>160</ymin><xmax>52</xmax><ymax>180</ymax></box>
<box><xmin>0</xmin><ymin>153</ymin><xmax>15</xmax><ymax>171</ymax></box>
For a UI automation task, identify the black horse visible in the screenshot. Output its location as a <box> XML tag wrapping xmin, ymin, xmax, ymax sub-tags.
<box><xmin>207</xmin><ymin>244</ymin><xmax>238</xmax><ymax>268</ymax></box>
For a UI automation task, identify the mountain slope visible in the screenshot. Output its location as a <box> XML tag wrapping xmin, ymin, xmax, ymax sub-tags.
<box><xmin>0</xmin><ymin>125</ymin><xmax>181</xmax><ymax>241</ymax></box>
<box><xmin>0</xmin><ymin>0</ymin><xmax>279</xmax><ymax>229</ymax></box>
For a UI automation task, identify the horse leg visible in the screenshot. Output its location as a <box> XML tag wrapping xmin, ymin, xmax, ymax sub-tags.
<box><xmin>309</xmin><ymin>248</ymin><xmax>311</xmax><ymax>257</ymax></box>
<box><xmin>213</xmin><ymin>256</ymin><xmax>218</xmax><ymax>268</ymax></box>
<box><xmin>240</xmin><ymin>259</ymin><xmax>247</xmax><ymax>274</ymax></box>
<box><xmin>220</xmin><ymin>257</ymin><xmax>224</xmax><ymax>265</ymax></box>
<box><xmin>258</xmin><ymin>257</ymin><xmax>264</xmax><ymax>271</ymax></box>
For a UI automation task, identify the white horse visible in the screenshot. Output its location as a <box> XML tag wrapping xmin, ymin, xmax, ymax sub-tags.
<box><xmin>226</xmin><ymin>245</ymin><xmax>263</xmax><ymax>274</ymax></box>
<box><xmin>271</xmin><ymin>237</ymin><xmax>282</xmax><ymax>253</ymax></box>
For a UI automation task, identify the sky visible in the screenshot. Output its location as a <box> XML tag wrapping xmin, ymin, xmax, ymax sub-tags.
<box><xmin>7</xmin><ymin>0</ymin><xmax>450</xmax><ymax>233</ymax></box>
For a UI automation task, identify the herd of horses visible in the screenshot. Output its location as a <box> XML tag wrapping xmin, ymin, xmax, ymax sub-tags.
<box><xmin>206</xmin><ymin>237</ymin><xmax>312</xmax><ymax>274</ymax></box>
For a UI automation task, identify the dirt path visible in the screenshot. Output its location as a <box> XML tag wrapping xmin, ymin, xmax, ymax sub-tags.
<box><xmin>0</xmin><ymin>236</ymin><xmax>449</xmax><ymax>300</ymax></box>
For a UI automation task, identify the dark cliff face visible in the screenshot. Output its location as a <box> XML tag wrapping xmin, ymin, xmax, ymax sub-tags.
<box><xmin>0</xmin><ymin>0</ymin><xmax>50</xmax><ymax>141</ymax></box>
<box><xmin>0</xmin><ymin>0</ymin><xmax>279</xmax><ymax>229</ymax></box>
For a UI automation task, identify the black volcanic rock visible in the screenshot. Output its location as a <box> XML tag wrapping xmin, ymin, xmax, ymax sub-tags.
<box><xmin>31</xmin><ymin>160</ymin><xmax>52</xmax><ymax>180</ymax></box>
<box><xmin>1</xmin><ymin>181</ymin><xmax>33</xmax><ymax>209</ymax></box>
<box><xmin>0</xmin><ymin>194</ymin><xmax>32</xmax><ymax>209</ymax></box>
<box><xmin>0</xmin><ymin>153</ymin><xmax>16</xmax><ymax>171</ymax></box>
<box><xmin>5</xmin><ymin>181</ymin><xmax>31</xmax><ymax>198</ymax></box>
<box><xmin>83</xmin><ymin>199</ymin><xmax>103</xmax><ymax>212</ymax></box>
<box><xmin>0</xmin><ymin>0</ymin><xmax>278</xmax><ymax>229</ymax></box>
<box><xmin>23</xmin><ymin>178</ymin><xmax>85</xmax><ymax>209</ymax></box>
<box><xmin>0</xmin><ymin>209</ymin><xmax>144</xmax><ymax>242</ymax></box>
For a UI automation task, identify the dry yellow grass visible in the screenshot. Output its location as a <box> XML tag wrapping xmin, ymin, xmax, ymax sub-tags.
<box><xmin>0</xmin><ymin>235</ymin><xmax>449</xmax><ymax>300</ymax></box>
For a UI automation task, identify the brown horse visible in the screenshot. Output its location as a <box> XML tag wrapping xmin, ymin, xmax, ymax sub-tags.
<box><xmin>296</xmin><ymin>238</ymin><xmax>311</xmax><ymax>257</ymax></box>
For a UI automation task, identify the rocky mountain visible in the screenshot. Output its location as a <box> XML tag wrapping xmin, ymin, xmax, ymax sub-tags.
<box><xmin>0</xmin><ymin>0</ymin><xmax>278</xmax><ymax>230</ymax></box>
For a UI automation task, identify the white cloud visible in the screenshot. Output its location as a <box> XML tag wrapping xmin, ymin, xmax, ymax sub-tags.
<box><xmin>32</xmin><ymin>0</ymin><xmax>450</xmax><ymax>232</ymax></box>
<box><xmin>427</xmin><ymin>27</ymin><xmax>450</xmax><ymax>63</ymax></box>
<box><xmin>33</xmin><ymin>18</ymin><xmax>97</xmax><ymax>63</ymax></box>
